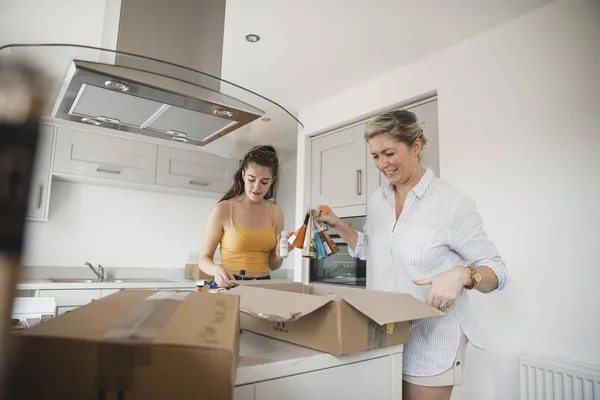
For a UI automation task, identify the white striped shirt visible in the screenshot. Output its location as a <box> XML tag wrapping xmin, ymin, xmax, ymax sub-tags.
<box><xmin>349</xmin><ymin>167</ymin><xmax>510</xmax><ymax>377</ymax></box>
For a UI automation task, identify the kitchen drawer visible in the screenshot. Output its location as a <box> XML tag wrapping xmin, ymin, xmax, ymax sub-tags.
<box><xmin>100</xmin><ymin>289</ymin><xmax>122</xmax><ymax>298</ymax></box>
<box><xmin>156</xmin><ymin>146</ymin><xmax>238</xmax><ymax>193</ymax></box>
<box><xmin>53</xmin><ymin>127</ymin><xmax>158</xmax><ymax>184</ymax></box>
<box><xmin>37</xmin><ymin>289</ymin><xmax>102</xmax><ymax>307</ymax></box>
<box><xmin>234</xmin><ymin>385</ymin><xmax>255</xmax><ymax>400</ymax></box>
<box><xmin>56</xmin><ymin>306</ymin><xmax>80</xmax><ymax>316</ymax></box>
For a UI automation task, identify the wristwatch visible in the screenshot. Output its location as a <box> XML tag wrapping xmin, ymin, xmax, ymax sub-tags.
<box><xmin>465</xmin><ymin>266</ymin><xmax>481</xmax><ymax>290</ymax></box>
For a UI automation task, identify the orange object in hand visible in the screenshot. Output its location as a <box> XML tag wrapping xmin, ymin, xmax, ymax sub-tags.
<box><xmin>319</xmin><ymin>205</ymin><xmax>331</xmax><ymax>214</ymax></box>
<box><xmin>292</xmin><ymin>211</ymin><xmax>311</xmax><ymax>249</ymax></box>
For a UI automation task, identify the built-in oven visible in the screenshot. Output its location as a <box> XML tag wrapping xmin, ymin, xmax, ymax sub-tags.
<box><xmin>309</xmin><ymin>216</ymin><xmax>367</xmax><ymax>287</ymax></box>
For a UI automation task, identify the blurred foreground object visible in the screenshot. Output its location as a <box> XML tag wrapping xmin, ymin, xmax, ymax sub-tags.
<box><xmin>0</xmin><ymin>56</ymin><xmax>49</xmax><ymax>400</ymax></box>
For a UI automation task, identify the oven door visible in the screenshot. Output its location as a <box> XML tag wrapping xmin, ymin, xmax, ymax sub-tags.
<box><xmin>309</xmin><ymin>237</ymin><xmax>366</xmax><ymax>288</ymax></box>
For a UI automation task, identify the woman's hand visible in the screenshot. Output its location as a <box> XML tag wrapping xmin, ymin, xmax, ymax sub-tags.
<box><xmin>314</xmin><ymin>206</ymin><xmax>342</xmax><ymax>229</ymax></box>
<box><xmin>212</xmin><ymin>265</ymin><xmax>237</xmax><ymax>288</ymax></box>
<box><xmin>413</xmin><ymin>266</ymin><xmax>469</xmax><ymax>310</ymax></box>
<box><xmin>314</xmin><ymin>205</ymin><xmax>360</xmax><ymax>250</ymax></box>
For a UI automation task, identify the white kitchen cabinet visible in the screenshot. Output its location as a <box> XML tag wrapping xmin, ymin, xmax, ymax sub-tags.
<box><xmin>156</xmin><ymin>146</ymin><xmax>238</xmax><ymax>193</ymax></box>
<box><xmin>53</xmin><ymin>127</ymin><xmax>158</xmax><ymax>184</ymax></box>
<box><xmin>417</xmin><ymin>100</ymin><xmax>439</xmax><ymax>178</ymax></box>
<box><xmin>26</xmin><ymin>124</ymin><xmax>55</xmax><ymax>222</ymax></box>
<box><xmin>234</xmin><ymin>354</ymin><xmax>403</xmax><ymax>400</ymax></box>
<box><xmin>310</xmin><ymin>124</ymin><xmax>367</xmax><ymax>217</ymax></box>
<box><xmin>37</xmin><ymin>289</ymin><xmax>102</xmax><ymax>316</ymax></box>
<box><xmin>251</xmin><ymin>354</ymin><xmax>402</xmax><ymax>400</ymax></box>
<box><xmin>100</xmin><ymin>289</ymin><xmax>121</xmax><ymax>298</ymax></box>
<box><xmin>234</xmin><ymin>385</ymin><xmax>255</xmax><ymax>400</ymax></box>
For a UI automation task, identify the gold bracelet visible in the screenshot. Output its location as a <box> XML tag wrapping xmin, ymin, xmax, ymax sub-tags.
<box><xmin>465</xmin><ymin>266</ymin><xmax>481</xmax><ymax>290</ymax></box>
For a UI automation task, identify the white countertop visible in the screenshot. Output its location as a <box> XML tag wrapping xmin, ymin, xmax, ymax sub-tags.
<box><xmin>16</xmin><ymin>279</ymin><xmax>196</xmax><ymax>290</ymax></box>
<box><xmin>236</xmin><ymin>331</ymin><xmax>404</xmax><ymax>386</ymax></box>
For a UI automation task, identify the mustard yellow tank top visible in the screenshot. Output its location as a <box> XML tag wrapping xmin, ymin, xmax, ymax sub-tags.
<box><xmin>219</xmin><ymin>200</ymin><xmax>277</xmax><ymax>274</ymax></box>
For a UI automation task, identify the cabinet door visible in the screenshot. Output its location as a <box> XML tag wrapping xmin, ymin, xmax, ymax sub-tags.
<box><xmin>156</xmin><ymin>146</ymin><xmax>238</xmax><ymax>193</ymax></box>
<box><xmin>56</xmin><ymin>306</ymin><xmax>80</xmax><ymax>316</ymax></box>
<box><xmin>404</xmin><ymin>100</ymin><xmax>439</xmax><ymax>179</ymax></box>
<box><xmin>365</xmin><ymin>133</ymin><xmax>380</xmax><ymax>198</ymax></box>
<box><xmin>234</xmin><ymin>385</ymin><xmax>255</xmax><ymax>400</ymax></box>
<box><xmin>53</xmin><ymin>128</ymin><xmax>157</xmax><ymax>184</ymax></box>
<box><xmin>37</xmin><ymin>289</ymin><xmax>102</xmax><ymax>316</ymax></box>
<box><xmin>310</xmin><ymin>124</ymin><xmax>366</xmax><ymax>216</ymax></box>
<box><xmin>255</xmin><ymin>355</ymin><xmax>396</xmax><ymax>400</ymax></box>
<box><xmin>417</xmin><ymin>100</ymin><xmax>439</xmax><ymax>177</ymax></box>
<box><xmin>100</xmin><ymin>289</ymin><xmax>121</xmax><ymax>298</ymax></box>
<box><xmin>26</xmin><ymin>124</ymin><xmax>55</xmax><ymax>221</ymax></box>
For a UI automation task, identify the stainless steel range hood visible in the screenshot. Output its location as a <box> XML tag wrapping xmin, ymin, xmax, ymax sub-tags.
<box><xmin>0</xmin><ymin>0</ymin><xmax>302</xmax><ymax>154</ymax></box>
<box><xmin>51</xmin><ymin>58</ymin><xmax>264</xmax><ymax>147</ymax></box>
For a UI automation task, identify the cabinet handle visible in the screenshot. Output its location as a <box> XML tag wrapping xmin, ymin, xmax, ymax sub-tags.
<box><xmin>189</xmin><ymin>180</ymin><xmax>209</xmax><ymax>187</ymax></box>
<box><xmin>96</xmin><ymin>166</ymin><xmax>121</xmax><ymax>175</ymax></box>
<box><xmin>356</xmin><ymin>170</ymin><xmax>362</xmax><ymax>195</ymax></box>
<box><xmin>35</xmin><ymin>184</ymin><xmax>43</xmax><ymax>209</ymax></box>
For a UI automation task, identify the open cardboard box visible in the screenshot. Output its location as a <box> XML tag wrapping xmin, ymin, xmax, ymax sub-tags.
<box><xmin>6</xmin><ymin>290</ymin><xmax>240</xmax><ymax>400</ymax></box>
<box><xmin>231</xmin><ymin>280</ymin><xmax>444</xmax><ymax>355</ymax></box>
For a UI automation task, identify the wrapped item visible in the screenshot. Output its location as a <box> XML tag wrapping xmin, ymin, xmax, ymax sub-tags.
<box><xmin>290</xmin><ymin>211</ymin><xmax>310</xmax><ymax>249</ymax></box>
<box><xmin>301</xmin><ymin>211</ymin><xmax>312</xmax><ymax>258</ymax></box>
<box><xmin>312</xmin><ymin>217</ymin><xmax>328</xmax><ymax>259</ymax></box>
<box><xmin>289</xmin><ymin>206</ymin><xmax>339</xmax><ymax>259</ymax></box>
<box><xmin>312</xmin><ymin>212</ymin><xmax>339</xmax><ymax>256</ymax></box>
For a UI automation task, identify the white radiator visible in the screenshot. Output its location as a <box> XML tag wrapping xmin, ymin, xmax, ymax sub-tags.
<box><xmin>519</xmin><ymin>355</ymin><xmax>600</xmax><ymax>400</ymax></box>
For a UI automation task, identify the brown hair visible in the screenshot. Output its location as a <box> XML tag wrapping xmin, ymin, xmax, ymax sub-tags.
<box><xmin>219</xmin><ymin>145</ymin><xmax>280</xmax><ymax>202</ymax></box>
<box><xmin>364</xmin><ymin>109</ymin><xmax>428</xmax><ymax>158</ymax></box>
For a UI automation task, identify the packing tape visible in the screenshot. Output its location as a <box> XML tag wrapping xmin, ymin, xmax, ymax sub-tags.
<box><xmin>96</xmin><ymin>291</ymin><xmax>191</xmax><ymax>392</ymax></box>
<box><xmin>367</xmin><ymin>319</ymin><xmax>387</xmax><ymax>350</ymax></box>
<box><xmin>386</xmin><ymin>323</ymin><xmax>395</xmax><ymax>335</ymax></box>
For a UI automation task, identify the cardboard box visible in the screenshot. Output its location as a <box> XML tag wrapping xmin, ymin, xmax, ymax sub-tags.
<box><xmin>229</xmin><ymin>281</ymin><xmax>443</xmax><ymax>356</ymax></box>
<box><xmin>237</xmin><ymin>279</ymin><xmax>308</xmax><ymax>293</ymax></box>
<box><xmin>7</xmin><ymin>289</ymin><xmax>240</xmax><ymax>400</ymax></box>
<box><xmin>184</xmin><ymin>262</ymin><xmax>213</xmax><ymax>281</ymax></box>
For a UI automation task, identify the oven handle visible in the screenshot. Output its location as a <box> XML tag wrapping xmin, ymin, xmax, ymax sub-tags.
<box><xmin>330</xmin><ymin>236</ymin><xmax>346</xmax><ymax>244</ymax></box>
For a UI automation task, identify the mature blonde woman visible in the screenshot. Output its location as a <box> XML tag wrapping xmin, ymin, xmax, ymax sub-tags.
<box><xmin>317</xmin><ymin>110</ymin><xmax>510</xmax><ymax>400</ymax></box>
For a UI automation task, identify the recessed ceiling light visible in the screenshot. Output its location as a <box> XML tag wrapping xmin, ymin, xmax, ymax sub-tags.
<box><xmin>261</xmin><ymin>117</ymin><xmax>271</xmax><ymax>122</ymax></box>
<box><xmin>245</xmin><ymin>34</ymin><xmax>260</xmax><ymax>43</ymax></box>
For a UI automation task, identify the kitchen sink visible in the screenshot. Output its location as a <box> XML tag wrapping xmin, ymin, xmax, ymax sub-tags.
<box><xmin>45</xmin><ymin>278</ymin><xmax>175</xmax><ymax>283</ymax></box>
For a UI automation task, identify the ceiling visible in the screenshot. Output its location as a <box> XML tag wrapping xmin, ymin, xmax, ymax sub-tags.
<box><xmin>0</xmin><ymin>0</ymin><xmax>557</xmax><ymax>160</ymax></box>
<box><xmin>221</xmin><ymin>0</ymin><xmax>556</xmax><ymax>120</ymax></box>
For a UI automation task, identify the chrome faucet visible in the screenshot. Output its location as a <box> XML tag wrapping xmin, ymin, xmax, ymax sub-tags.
<box><xmin>85</xmin><ymin>262</ymin><xmax>105</xmax><ymax>281</ymax></box>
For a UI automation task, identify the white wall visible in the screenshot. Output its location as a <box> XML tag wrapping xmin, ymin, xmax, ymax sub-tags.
<box><xmin>22</xmin><ymin>182</ymin><xmax>218</xmax><ymax>268</ymax></box>
<box><xmin>22</xmin><ymin>159</ymin><xmax>297</xmax><ymax>271</ymax></box>
<box><xmin>296</xmin><ymin>1</ymin><xmax>600</xmax><ymax>399</ymax></box>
